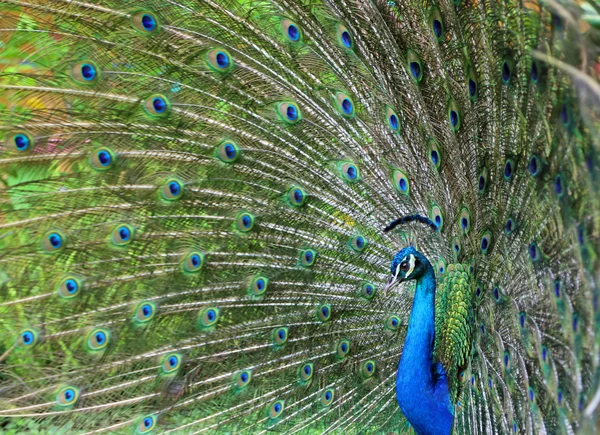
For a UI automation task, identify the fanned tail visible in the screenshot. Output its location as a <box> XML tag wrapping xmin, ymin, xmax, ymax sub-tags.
<box><xmin>0</xmin><ymin>0</ymin><xmax>599</xmax><ymax>433</ymax></box>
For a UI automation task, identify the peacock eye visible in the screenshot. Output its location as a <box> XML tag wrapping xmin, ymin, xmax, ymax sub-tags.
<box><xmin>207</xmin><ymin>49</ymin><xmax>233</xmax><ymax>72</ymax></box>
<box><xmin>56</xmin><ymin>386</ymin><xmax>80</xmax><ymax>407</ymax></box>
<box><xmin>87</xmin><ymin>328</ymin><xmax>110</xmax><ymax>351</ymax></box>
<box><xmin>161</xmin><ymin>353</ymin><xmax>182</xmax><ymax>374</ymax></box>
<box><xmin>400</xmin><ymin>261</ymin><xmax>410</xmax><ymax>271</ymax></box>
<box><xmin>144</xmin><ymin>94</ymin><xmax>170</xmax><ymax>117</ymax></box>
<box><xmin>233</xmin><ymin>369</ymin><xmax>252</xmax><ymax>389</ymax></box>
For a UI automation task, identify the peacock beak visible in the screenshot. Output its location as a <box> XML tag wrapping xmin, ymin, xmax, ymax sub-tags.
<box><xmin>384</xmin><ymin>274</ymin><xmax>404</xmax><ymax>296</ymax></box>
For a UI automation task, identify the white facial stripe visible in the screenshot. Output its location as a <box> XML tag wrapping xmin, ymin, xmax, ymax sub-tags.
<box><xmin>394</xmin><ymin>261</ymin><xmax>402</xmax><ymax>280</ymax></box>
<box><xmin>406</xmin><ymin>254</ymin><xmax>416</xmax><ymax>278</ymax></box>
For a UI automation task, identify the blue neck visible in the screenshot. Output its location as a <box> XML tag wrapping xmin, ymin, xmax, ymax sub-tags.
<box><xmin>396</xmin><ymin>260</ymin><xmax>454</xmax><ymax>435</ymax></box>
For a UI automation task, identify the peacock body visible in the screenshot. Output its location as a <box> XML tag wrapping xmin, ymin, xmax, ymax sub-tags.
<box><xmin>0</xmin><ymin>0</ymin><xmax>599</xmax><ymax>433</ymax></box>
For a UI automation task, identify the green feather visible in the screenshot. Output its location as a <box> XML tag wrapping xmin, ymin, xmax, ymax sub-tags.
<box><xmin>0</xmin><ymin>0</ymin><xmax>598</xmax><ymax>433</ymax></box>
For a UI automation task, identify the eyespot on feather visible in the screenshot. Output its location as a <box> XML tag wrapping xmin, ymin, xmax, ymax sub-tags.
<box><xmin>529</xmin><ymin>154</ymin><xmax>542</xmax><ymax>177</ymax></box>
<box><xmin>57</xmin><ymin>276</ymin><xmax>82</xmax><ymax>299</ymax></box>
<box><xmin>501</xmin><ymin>56</ymin><xmax>515</xmax><ymax>85</ymax></box>
<box><xmin>385</xmin><ymin>315</ymin><xmax>400</xmax><ymax>331</ymax></box>
<box><xmin>249</xmin><ymin>276</ymin><xmax>268</xmax><ymax>296</ymax></box>
<box><xmin>235</xmin><ymin>212</ymin><xmax>255</xmax><ymax>232</ymax></box>
<box><xmin>161</xmin><ymin>353</ymin><xmax>182</xmax><ymax>374</ymax></box>
<box><xmin>90</xmin><ymin>148</ymin><xmax>115</xmax><ymax>170</ymax></box>
<box><xmin>182</xmin><ymin>251</ymin><xmax>204</xmax><ymax>273</ymax></box>
<box><xmin>5</xmin><ymin>131</ymin><xmax>34</xmax><ymax>152</ymax></box>
<box><xmin>476</xmin><ymin>290</ymin><xmax>486</xmax><ymax>308</ymax></box>
<box><xmin>467</xmin><ymin>260</ymin><xmax>474</xmax><ymax>275</ymax></box>
<box><xmin>299</xmin><ymin>362</ymin><xmax>314</xmax><ymax>382</ymax></box>
<box><xmin>518</xmin><ymin>311</ymin><xmax>527</xmax><ymax>330</ymax></box>
<box><xmin>317</xmin><ymin>304</ymin><xmax>331</xmax><ymax>322</ymax></box>
<box><xmin>577</xmin><ymin>223</ymin><xmax>585</xmax><ymax>246</ymax></box>
<box><xmin>530</xmin><ymin>59</ymin><xmax>542</xmax><ymax>84</ymax></box>
<box><xmin>458</xmin><ymin>207</ymin><xmax>471</xmax><ymax>235</ymax></box>
<box><xmin>407</xmin><ymin>51</ymin><xmax>423</xmax><ymax>83</ymax></box>
<box><xmin>56</xmin><ymin>386</ymin><xmax>80</xmax><ymax>407</ymax></box>
<box><xmin>492</xmin><ymin>285</ymin><xmax>502</xmax><ymax>302</ymax></box>
<box><xmin>276</xmin><ymin>101</ymin><xmax>302</xmax><ymax>124</ymax></box>
<box><xmin>198</xmin><ymin>307</ymin><xmax>220</xmax><ymax>329</ymax></box>
<box><xmin>360</xmin><ymin>282</ymin><xmax>376</xmax><ymax>300</ymax></box>
<box><xmin>299</xmin><ymin>248</ymin><xmax>317</xmax><ymax>267</ymax></box>
<box><xmin>18</xmin><ymin>329</ymin><xmax>39</xmax><ymax>347</ymax></box>
<box><xmin>528</xmin><ymin>242</ymin><xmax>541</xmax><ymax>262</ymax></box>
<box><xmin>349</xmin><ymin>234</ymin><xmax>366</xmax><ymax>252</ymax></box>
<box><xmin>528</xmin><ymin>387</ymin><xmax>535</xmax><ymax>402</ymax></box>
<box><xmin>87</xmin><ymin>328</ymin><xmax>110</xmax><ymax>351</ymax></box>
<box><xmin>451</xmin><ymin>237</ymin><xmax>462</xmax><ymax>255</ymax></box>
<box><xmin>553</xmin><ymin>279</ymin><xmax>562</xmax><ymax>299</ymax></box>
<box><xmin>467</xmin><ymin>66</ymin><xmax>478</xmax><ymax>101</ymax></box>
<box><xmin>206</xmin><ymin>48</ymin><xmax>233</xmax><ymax>72</ymax></box>
<box><xmin>216</xmin><ymin>141</ymin><xmax>240</xmax><ymax>163</ymax></box>
<box><xmin>42</xmin><ymin>231</ymin><xmax>66</xmax><ymax>253</ymax></box>
<box><xmin>361</xmin><ymin>360</ymin><xmax>376</xmax><ymax>378</ymax></box>
<box><xmin>503</xmin><ymin>159</ymin><xmax>515</xmax><ymax>180</ymax></box>
<box><xmin>436</xmin><ymin>258</ymin><xmax>446</xmax><ymax>275</ymax></box>
<box><xmin>134</xmin><ymin>302</ymin><xmax>156</xmax><ymax>324</ymax></box>
<box><xmin>71</xmin><ymin>61</ymin><xmax>100</xmax><ymax>84</ymax></box>
<box><xmin>282</xmin><ymin>20</ymin><xmax>302</xmax><ymax>42</ymax></box>
<box><xmin>430</xmin><ymin>8</ymin><xmax>444</xmax><ymax>41</ymax></box>
<box><xmin>143</xmin><ymin>94</ymin><xmax>170</xmax><ymax>117</ymax></box>
<box><xmin>430</xmin><ymin>204</ymin><xmax>444</xmax><ymax>230</ymax></box>
<box><xmin>272</xmin><ymin>327</ymin><xmax>289</xmax><ymax>345</ymax></box>
<box><xmin>135</xmin><ymin>415</ymin><xmax>157</xmax><ymax>434</ymax></box>
<box><xmin>503</xmin><ymin>350</ymin><xmax>511</xmax><ymax>369</ymax></box>
<box><xmin>554</xmin><ymin>174</ymin><xmax>566</xmax><ymax>197</ymax></box>
<box><xmin>428</xmin><ymin>139</ymin><xmax>442</xmax><ymax>170</ymax></box>
<box><xmin>131</xmin><ymin>11</ymin><xmax>160</xmax><ymax>33</ymax></box>
<box><xmin>504</xmin><ymin>217</ymin><xmax>515</xmax><ymax>235</ymax></box>
<box><xmin>334</xmin><ymin>92</ymin><xmax>355</xmax><ymax>118</ymax></box>
<box><xmin>161</xmin><ymin>179</ymin><xmax>184</xmax><ymax>201</ymax></box>
<box><xmin>233</xmin><ymin>369</ymin><xmax>252</xmax><ymax>389</ymax></box>
<box><xmin>320</xmin><ymin>388</ymin><xmax>335</xmax><ymax>406</ymax></box>
<box><xmin>336</xmin><ymin>24</ymin><xmax>353</xmax><ymax>49</ymax></box>
<box><xmin>480</xmin><ymin>230</ymin><xmax>492</xmax><ymax>254</ymax></box>
<box><xmin>478</xmin><ymin>167</ymin><xmax>489</xmax><ymax>194</ymax></box>
<box><xmin>287</xmin><ymin>186</ymin><xmax>306</xmax><ymax>206</ymax></box>
<box><xmin>268</xmin><ymin>400</ymin><xmax>285</xmax><ymax>419</ymax></box>
<box><xmin>393</xmin><ymin>169</ymin><xmax>410</xmax><ymax>195</ymax></box>
<box><xmin>111</xmin><ymin>224</ymin><xmax>134</xmax><ymax>246</ymax></box>
<box><xmin>336</xmin><ymin>339</ymin><xmax>350</xmax><ymax>359</ymax></box>
<box><xmin>386</xmin><ymin>107</ymin><xmax>400</xmax><ymax>132</ymax></box>
<box><xmin>557</xmin><ymin>388</ymin><xmax>564</xmax><ymax>406</ymax></box>
<box><xmin>448</xmin><ymin>99</ymin><xmax>461</xmax><ymax>131</ymax></box>
<box><xmin>339</xmin><ymin>162</ymin><xmax>360</xmax><ymax>182</ymax></box>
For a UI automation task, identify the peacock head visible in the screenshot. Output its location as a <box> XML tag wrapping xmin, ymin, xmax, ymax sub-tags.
<box><xmin>384</xmin><ymin>247</ymin><xmax>434</xmax><ymax>295</ymax></box>
<box><xmin>383</xmin><ymin>214</ymin><xmax>437</xmax><ymax>292</ymax></box>
<box><xmin>391</xmin><ymin>246</ymin><xmax>429</xmax><ymax>280</ymax></box>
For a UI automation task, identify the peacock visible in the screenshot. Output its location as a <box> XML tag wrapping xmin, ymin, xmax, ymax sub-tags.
<box><xmin>0</xmin><ymin>0</ymin><xmax>599</xmax><ymax>433</ymax></box>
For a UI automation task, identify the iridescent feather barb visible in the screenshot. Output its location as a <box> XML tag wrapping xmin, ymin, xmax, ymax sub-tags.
<box><xmin>0</xmin><ymin>0</ymin><xmax>599</xmax><ymax>434</ymax></box>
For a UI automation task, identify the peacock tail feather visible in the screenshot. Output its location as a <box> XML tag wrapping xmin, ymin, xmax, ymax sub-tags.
<box><xmin>0</xmin><ymin>0</ymin><xmax>599</xmax><ymax>433</ymax></box>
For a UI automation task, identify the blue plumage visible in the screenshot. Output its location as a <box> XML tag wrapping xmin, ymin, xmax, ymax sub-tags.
<box><xmin>391</xmin><ymin>247</ymin><xmax>454</xmax><ymax>435</ymax></box>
